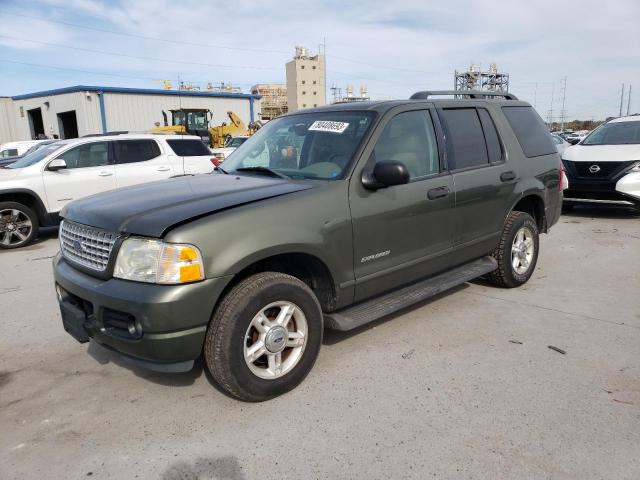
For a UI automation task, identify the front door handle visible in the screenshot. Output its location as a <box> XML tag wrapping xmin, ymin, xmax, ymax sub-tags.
<box><xmin>98</xmin><ymin>171</ymin><xmax>113</xmax><ymax>177</ymax></box>
<box><xmin>427</xmin><ymin>186</ymin><xmax>450</xmax><ymax>200</ymax></box>
<box><xmin>156</xmin><ymin>166</ymin><xmax>171</xmax><ymax>172</ymax></box>
<box><xmin>500</xmin><ymin>171</ymin><xmax>517</xmax><ymax>182</ymax></box>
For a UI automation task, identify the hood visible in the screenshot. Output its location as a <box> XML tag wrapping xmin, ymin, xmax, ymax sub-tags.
<box><xmin>0</xmin><ymin>167</ymin><xmax>22</xmax><ymax>179</ymax></box>
<box><xmin>562</xmin><ymin>144</ymin><xmax>640</xmax><ymax>162</ymax></box>
<box><xmin>61</xmin><ymin>173</ymin><xmax>315</xmax><ymax>237</ymax></box>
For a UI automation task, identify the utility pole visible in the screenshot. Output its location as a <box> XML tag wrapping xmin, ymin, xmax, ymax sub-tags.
<box><xmin>534</xmin><ymin>82</ymin><xmax>538</xmax><ymax>108</ymax></box>
<box><xmin>560</xmin><ymin>77</ymin><xmax>567</xmax><ymax>132</ymax></box>
<box><xmin>619</xmin><ymin>83</ymin><xmax>625</xmax><ymax>117</ymax></box>
<box><xmin>627</xmin><ymin>85</ymin><xmax>632</xmax><ymax>115</ymax></box>
<box><xmin>547</xmin><ymin>82</ymin><xmax>555</xmax><ymax>128</ymax></box>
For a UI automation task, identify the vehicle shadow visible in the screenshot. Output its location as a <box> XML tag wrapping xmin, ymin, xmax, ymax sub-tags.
<box><xmin>322</xmin><ymin>283</ymin><xmax>468</xmax><ymax>345</ymax></box>
<box><xmin>86</xmin><ymin>340</ymin><xmax>234</xmax><ymax>397</ymax></box>
<box><xmin>87</xmin><ymin>341</ymin><xmax>205</xmax><ymax>387</ymax></box>
<box><xmin>561</xmin><ymin>204</ymin><xmax>640</xmax><ymax>219</ymax></box>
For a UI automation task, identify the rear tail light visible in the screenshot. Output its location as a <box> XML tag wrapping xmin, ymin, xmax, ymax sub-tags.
<box><xmin>559</xmin><ymin>159</ymin><xmax>565</xmax><ymax>191</ymax></box>
<box><xmin>211</xmin><ymin>157</ymin><xmax>221</xmax><ymax>167</ymax></box>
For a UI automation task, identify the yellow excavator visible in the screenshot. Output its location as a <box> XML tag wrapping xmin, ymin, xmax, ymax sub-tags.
<box><xmin>152</xmin><ymin>109</ymin><xmax>260</xmax><ymax>148</ymax></box>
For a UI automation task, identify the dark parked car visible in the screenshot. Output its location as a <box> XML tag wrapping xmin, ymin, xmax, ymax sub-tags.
<box><xmin>53</xmin><ymin>91</ymin><xmax>562</xmax><ymax>401</ymax></box>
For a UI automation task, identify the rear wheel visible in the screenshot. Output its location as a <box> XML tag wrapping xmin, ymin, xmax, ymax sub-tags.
<box><xmin>204</xmin><ymin>272</ymin><xmax>323</xmax><ymax>402</ymax></box>
<box><xmin>488</xmin><ymin>211</ymin><xmax>539</xmax><ymax>288</ymax></box>
<box><xmin>0</xmin><ymin>202</ymin><xmax>39</xmax><ymax>249</ymax></box>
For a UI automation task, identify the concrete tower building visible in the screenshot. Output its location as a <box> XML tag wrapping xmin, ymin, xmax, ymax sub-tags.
<box><xmin>286</xmin><ymin>46</ymin><xmax>326</xmax><ymax>112</ymax></box>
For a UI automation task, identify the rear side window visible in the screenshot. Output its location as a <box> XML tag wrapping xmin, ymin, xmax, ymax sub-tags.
<box><xmin>478</xmin><ymin>109</ymin><xmax>502</xmax><ymax>163</ymax></box>
<box><xmin>440</xmin><ymin>108</ymin><xmax>489</xmax><ymax>169</ymax></box>
<box><xmin>114</xmin><ymin>140</ymin><xmax>161</xmax><ymax>164</ymax></box>
<box><xmin>502</xmin><ymin>106</ymin><xmax>556</xmax><ymax>157</ymax></box>
<box><xmin>166</xmin><ymin>139</ymin><xmax>211</xmax><ymax>156</ymax></box>
<box><xmin>0</xmin><ymin>149</ymin><xmax>18</xmax><ymax>158</ymax></box>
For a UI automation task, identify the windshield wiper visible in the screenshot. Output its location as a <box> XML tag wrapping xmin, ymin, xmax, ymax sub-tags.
<box><xmin>215</xmin><ymin>165</ymin><xmax>229</xmax><ymax>174</ymax></box>
<box><xmin>235</xmin><ymin>166</ymin><xmax>290</xmax><ymax>179</ymax></box>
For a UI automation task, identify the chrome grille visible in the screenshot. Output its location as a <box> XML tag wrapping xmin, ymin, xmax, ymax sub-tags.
<box><xmin>59</xmin><ymin>220</ymin><xmax>119</xmax><ymax>272</ymax></box>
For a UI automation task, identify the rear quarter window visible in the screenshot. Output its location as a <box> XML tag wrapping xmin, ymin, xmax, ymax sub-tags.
<box><xmin>502</xmin><ymin>106</ymin><xmax>556</xmax><ymax>158</ymax></box>
<box><xmin>166</xmin><ymin>139</ymin><xmax>211</xmax><ymax>156</ymax></box>
<box><xmin>114</xmin><ymin>140</ymin><xmax>161</xmax><ymax>164</ymax></box>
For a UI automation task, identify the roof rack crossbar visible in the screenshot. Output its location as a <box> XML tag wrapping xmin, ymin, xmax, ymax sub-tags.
<box><xmin>410</xmin><ymin>90</ymin><xmax>518</xmax><ymax>101</ymax></box>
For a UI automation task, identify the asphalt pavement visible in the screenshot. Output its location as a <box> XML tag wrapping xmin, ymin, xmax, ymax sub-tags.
<box><xmin>1</xmin><ymin>206</ymin><xmax>639</xmax><ymax>479</ymax></box>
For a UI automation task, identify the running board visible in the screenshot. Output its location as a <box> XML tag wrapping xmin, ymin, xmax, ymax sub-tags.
<box><xmin>324</xmin><ymin>256</ymin><xmax>497</xmax><ymax>331</ymax></box>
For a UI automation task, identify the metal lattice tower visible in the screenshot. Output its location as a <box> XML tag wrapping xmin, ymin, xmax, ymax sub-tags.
<box><xmin>454</xmin><ymin>63</ymin><xmax>509</xmax><ymax>93</ymax></box>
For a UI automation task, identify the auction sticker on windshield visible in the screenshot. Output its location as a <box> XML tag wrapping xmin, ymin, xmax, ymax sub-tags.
<box><xmin>309</xmin><ymin>121</ymin><xmax>350</xmax><ymax>134</ymax></box>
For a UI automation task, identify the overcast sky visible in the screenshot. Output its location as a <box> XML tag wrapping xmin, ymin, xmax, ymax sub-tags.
<box><xmin>0</xmin><ymin>0</ymin><xmax>638</xmax><ymax>120</ymax></box>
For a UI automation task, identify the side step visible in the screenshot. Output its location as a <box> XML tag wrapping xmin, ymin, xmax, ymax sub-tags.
<box><xmin>324</xmin><ymin>256</ymin><xmax>497</xmax><ymax>331</ymax></box>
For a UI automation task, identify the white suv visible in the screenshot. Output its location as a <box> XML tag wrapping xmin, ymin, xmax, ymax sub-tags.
<box><xmin>562</xmin><ymin>115</ymin><xmax>640</xmax><ymax>210</ymax></box>
<box><xmin>0</xmin><ymin>134</ymin><xmax>215</xmax><ymax>249</ymax></box>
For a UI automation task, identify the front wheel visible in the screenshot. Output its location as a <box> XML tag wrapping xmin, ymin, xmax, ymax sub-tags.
<box><xmin>488</xmin><ymin>211</ymin><xmax>539</xmax><ymax>288</ymax></box>
<box><xmin>0</xmin><ymin>202</ymin><xmax>39</xmax><ymax>249</ymax></box>
<box><xmin>204</xmin><ymin>272</ymin><xmax>323</xmax><ymax>401</ymax></box>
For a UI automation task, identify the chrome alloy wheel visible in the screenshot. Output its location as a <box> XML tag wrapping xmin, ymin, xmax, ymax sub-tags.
<box><xmin>243</xmin><ymin>301</ymin><xmax>308</xmax><ymax>380</ymax></box>
<box><xmin>0</xmin><ymin>208</ymin><xmax>33</xmax><ymax>247</ymax></box>
<box><xmin>511</xmin><ymin>226</ymin><xmax>535</xmax><ymax>275</ymax></box>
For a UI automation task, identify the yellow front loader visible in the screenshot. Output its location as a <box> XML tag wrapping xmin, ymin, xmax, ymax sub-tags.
<box><xmin>152</xmin><ymin>109</ymin><xmax>261</xmax><ymax>148</ymax></box>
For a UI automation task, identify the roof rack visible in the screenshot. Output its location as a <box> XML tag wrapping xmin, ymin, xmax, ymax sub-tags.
<box><xmin>410</xmin><ymin>90</ymin><xmax>518</xmax><ymax>100</ymax></box>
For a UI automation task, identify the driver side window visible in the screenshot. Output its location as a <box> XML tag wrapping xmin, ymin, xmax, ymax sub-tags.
<box><xmin>56</xmin><ymin>142</ymin><xmax>109</xmax><ymax>169</ymax></box>
<box><xmin>373</xmin><ymin>110</ymin><xmax>439</xmax><ymax>179</ymax></box>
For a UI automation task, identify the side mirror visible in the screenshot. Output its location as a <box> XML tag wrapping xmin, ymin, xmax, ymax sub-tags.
<box><xmin>362</xmin><ymin>160</ymin><xmax>410</xmax><ymax>190</ymax></box>
<box><xmin>48</xmin><ymin>159</ymin><xmax>67</xmax><ymax>171</ymax></box>
<box><xmin>567</xmin><ymin>138</ymin><xmax>580</xmax><ymax>145</ymax></box>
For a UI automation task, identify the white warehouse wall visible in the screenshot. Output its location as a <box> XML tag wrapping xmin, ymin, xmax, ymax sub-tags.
<box><xmin>0</xmin><ymin>97</ymin><xmax>17</xmax><ymax>144</ymax></box>
<box><xmin>10</xmin><ymin>91</ymin><xmax>102</xmax><ymax>140</ymax></box>
<box><xmin>5</xmin><ymin>88</ymin><xmax>262</xmax><ymax>142</ymax></box>
<box><xmin>103</xmin><ymin>93</ymin><xmax>258</xmax><ymax>132</ymax></box>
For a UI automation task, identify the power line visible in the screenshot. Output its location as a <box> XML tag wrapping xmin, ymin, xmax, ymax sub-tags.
<box><xmin>0</xmin><ymin>59</ymin><xmax>279</xmax><ymax>87</ymax></box>
<box><xmin>0</xmin><ymin>35</ymin><xmax>283</xmax><ymax>71</ymax></box>
<box><xmin>0</xmin><ymin>10</ymin><xmax>290</xmax><ymax>55</ymax></box>
<box><xmin>0</xmin><ymin>9</ymin><xmax>452</xmax><ymax>76</ymax></box>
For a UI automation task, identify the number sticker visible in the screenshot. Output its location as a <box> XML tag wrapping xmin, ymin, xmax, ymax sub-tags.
<box><xmin>308</xmin><ymin>121</ymin><xmax>350</xmax><ymax>134</ymax></box>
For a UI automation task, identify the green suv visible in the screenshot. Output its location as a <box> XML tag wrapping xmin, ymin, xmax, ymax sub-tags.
<box><xmin>53</xmin><ymin>91</ymin><xmax>562</xmax><ymax>401</ymax></box>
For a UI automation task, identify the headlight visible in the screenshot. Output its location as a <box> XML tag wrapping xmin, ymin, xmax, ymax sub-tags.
<box><xmin>113</xmin><ymin>238</ymin><xmax>205</xmax><ymax>284</ymax></box>
<box><xmin>630</xmin><ymin>162</ymin><xmax>640</xmax><ymax>172</ymax></box>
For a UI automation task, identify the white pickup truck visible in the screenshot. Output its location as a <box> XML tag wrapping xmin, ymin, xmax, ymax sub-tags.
<box><xmin>0</xmin><ymin>133</ymin><xmax>216</xmax><ymax>249</ymax></box>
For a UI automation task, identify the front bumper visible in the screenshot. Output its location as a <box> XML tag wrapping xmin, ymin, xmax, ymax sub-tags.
<box><xmin>53</xmin><ymin>254</ymin><xmax>232</xmax><ymax>371</ymax></box>
<box><xmin>562</xmin><ymin>161</ymin><xmax>640</xmax><ymax>206</ymax></box>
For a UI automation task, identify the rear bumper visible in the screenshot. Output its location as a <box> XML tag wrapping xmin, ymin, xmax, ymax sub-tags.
<box><xmin>53</xmin><ymin>253</ymin><xmax>232</xmax><ymax>371</ymax></box>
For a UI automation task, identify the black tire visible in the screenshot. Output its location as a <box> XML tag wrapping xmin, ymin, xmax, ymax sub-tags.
<box><xmin>204</xmin><ymin>272</ymin><xmax>323</xmax><ymax>402</ymax></box>
<box><xmin>0</xmin><ymin>201</ymin><xmax>39</xmax><ymax>249</ymax></box>
<box><xmin>488</xmin><ymin>211</ymin><xmax>539</xmax><ymax>288</ymax></box>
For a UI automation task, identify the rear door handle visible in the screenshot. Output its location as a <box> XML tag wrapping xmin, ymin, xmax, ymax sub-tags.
<box><xmin>500</xmin><ymin>171</ymin><xmax>517</xmax><ymax>182</ymax></box>
<box><xmin>156</xmin><ymin>166</ymin><xmax>171</xmax><ymax>172</ymax></box>
<box><xmin>427</xmin><ymin>186</ymin><xmax>450</xmax><ymax>200</ymax></box>
<box><xmin>98</xmin><ymin>171</ymin><xmax>113</xmax><ymax>177</ymax></box>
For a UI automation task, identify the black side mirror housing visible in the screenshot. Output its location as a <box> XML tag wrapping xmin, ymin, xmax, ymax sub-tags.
<box><xmin>362</xmin><ymin>160</ymin><xmax>410</xmax><ymax>190</ymax></box>
<box><xmin>567</xmin><ymin>138</ymin><xmax>580</xmax><ymax>145</ymax></box>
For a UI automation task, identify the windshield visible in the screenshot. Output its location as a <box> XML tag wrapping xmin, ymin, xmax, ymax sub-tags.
<box><xmin>8</xmin><ymin>143</ymin><xmax>65</xmax><ymax>168</ymax></box>
<box><xmin>582</xmin><ymin>121</ymin><xmax>640</xmax><ymax>145</ymax></box>
<box><xmin>226</xmin><ymin>137</ymin><xmax>248</xmax><ymax>148</ymax></box>
<box><xmin>222</xmin><ymin>111</ymin><xmax>375</xmax><ymax>179</ymax></box>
